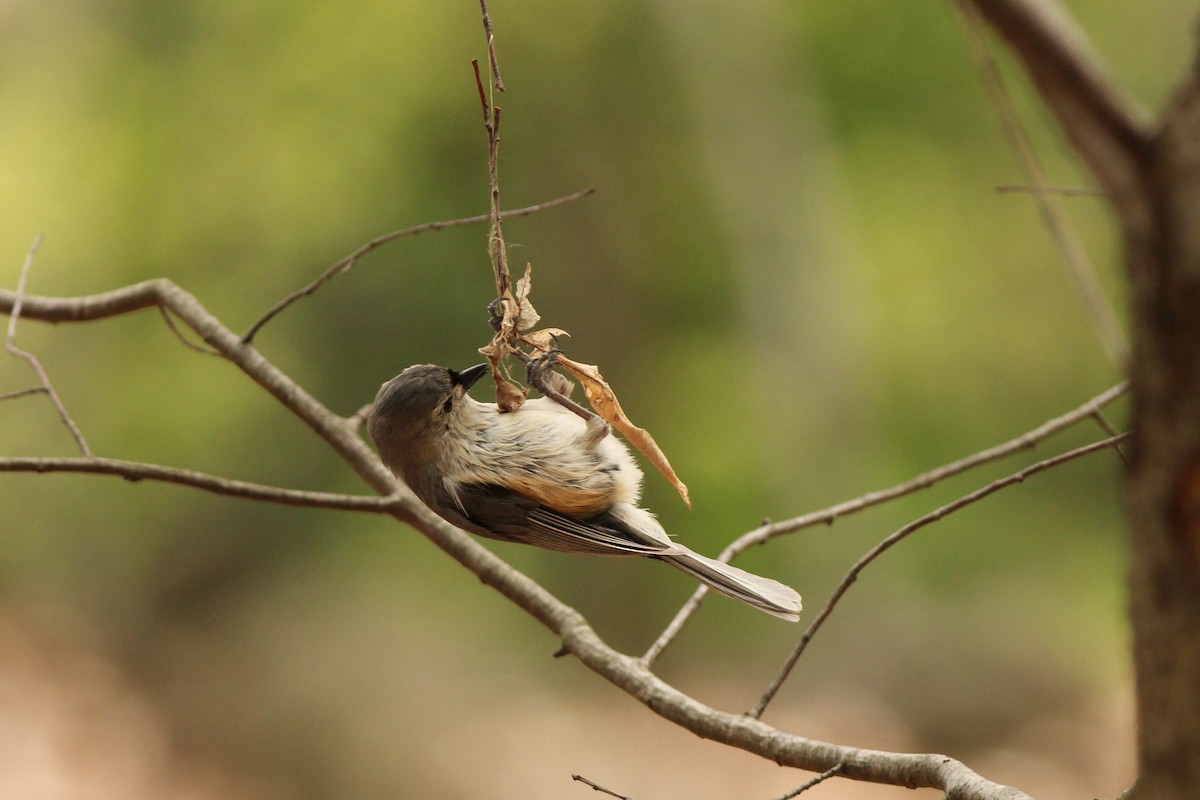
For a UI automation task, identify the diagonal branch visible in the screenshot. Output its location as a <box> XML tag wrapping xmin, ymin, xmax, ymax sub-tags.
<box><xmin>643</xmin><ymin>380</ymin><xmax>1129</xmax><ymax>664</ymax></box>
<box><xmin>241</xmin><ymin>189</ymin><xmax>594</xmax><ymax>344</ymax></box>
<box><xmin>750</xmin><ymin>432</ymin><xmax>1131</xmax><ymax>719</ymax></box>
<box><xmin>1</xmin><ymin>279</ymin><xmax>1037</xmax><ymax>799</ymax></box>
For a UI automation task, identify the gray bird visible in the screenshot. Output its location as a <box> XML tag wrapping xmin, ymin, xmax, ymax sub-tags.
<box><xmin>368</xmin><ymin>363</ymin><xmax>801</xmax><ymax>620</ymax></box>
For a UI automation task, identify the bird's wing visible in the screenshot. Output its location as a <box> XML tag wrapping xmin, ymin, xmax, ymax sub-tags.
<box><xmin>432</xmin><ymin>480</ymin><xmax>667</xmax><ymax>556</ymax></box>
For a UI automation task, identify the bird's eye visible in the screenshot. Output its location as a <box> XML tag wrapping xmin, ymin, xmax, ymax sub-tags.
<box><xmin>442</xmin><ymin>397</ymin><xmax>453</xmax><ymax>413</ymax></box>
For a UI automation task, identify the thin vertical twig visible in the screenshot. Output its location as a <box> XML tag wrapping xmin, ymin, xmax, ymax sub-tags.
<box><xmin>473</xmin><ymin>59</ymin><xmax>512</xmax><ymax>303</ymax></box>
<box><xmin>5</xmin><ymin>235</ymin><xmax>92</xmax><ymax>456</ymax></box>
<box><xmin>955</xmin><ymin>0</ymin><xmax>1128</xmax><ymax>367</ymax></box>
<box><xmin>479</xmin><ymin>0</ymin><xmax>505</xmax><ymax>92</ymax></box>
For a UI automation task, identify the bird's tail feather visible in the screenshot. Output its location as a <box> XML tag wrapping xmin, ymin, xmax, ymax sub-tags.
<box><xmin>662</xmin><ymin>550</ymin><xmax>801</xmax><ymax>621</ymax></box>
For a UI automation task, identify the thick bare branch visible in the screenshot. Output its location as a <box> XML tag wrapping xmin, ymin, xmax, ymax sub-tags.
<box><xmin>415</xmin><ymin>499</ymin><xmax>1033</xmax><ymax>800</ymax></box>
<box><xmin>1</xmin><ymin>280</ymin><xmax>1036</xmax><ymax>798</ymax></box>
<box><xmin>0</xmin><ymin>279</ymin><xmax>398</xmax><ymax>497</ymax></box>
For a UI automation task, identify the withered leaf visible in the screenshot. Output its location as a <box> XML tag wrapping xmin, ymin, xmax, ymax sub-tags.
<box><xmin>495</xmin><ymin>374</ymin><xmax>528</xmax><ymax>412</ymax></box>
<box><xmin>512</xmin><ymin>263</ymin><xmax>540</xmax><ymax>332</ymax></box>
<box><xmin>522</xmin><ymin>326</ymin><xmax>569</xmax><ymax>351</ymax></box>
<box><xmin>478</xmin><ymin>346</ymin><xmax>527</xmax><ymax>413</ymax></box>
<box><xmin>556</xmin><ymin>355</ymin><xmax>691</xmax><ymax>508</ymax></box>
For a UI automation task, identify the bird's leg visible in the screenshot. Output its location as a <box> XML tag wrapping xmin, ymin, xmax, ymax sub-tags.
<box><xmin>525</xmin><ymin>350</ymin><xmax>609</xmax><ymax>441</ymax></box>
<box><xmin>487</xmin><ymin>297</ymin><xmax>504</xmax><ymax>333</ymax></box>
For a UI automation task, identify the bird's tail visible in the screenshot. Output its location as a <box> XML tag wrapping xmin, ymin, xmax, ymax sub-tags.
<box><xmin>661</xmin><ymin>549</ymin><xmax>801</xmax><ymax>621</ymax></box>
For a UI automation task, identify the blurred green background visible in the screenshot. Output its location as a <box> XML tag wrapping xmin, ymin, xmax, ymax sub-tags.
<box><xmin>1</xmin><ymin>1</ymin><xmax>1188</xmax><ymax>797</ymax></box>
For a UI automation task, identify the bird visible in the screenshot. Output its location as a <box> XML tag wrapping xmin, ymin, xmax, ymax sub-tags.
<box><xmin>368</xmin><ymin>363</ymin><xmax>801</xmax><ymax>620</ymax></box>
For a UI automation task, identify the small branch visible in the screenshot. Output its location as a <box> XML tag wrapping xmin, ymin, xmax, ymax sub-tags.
<box><xmin>1090</xmin><ymin>410</ymin><xmax>1131</xmax><ymax>466</ymax></box>
<box><xmin>240</xmin><ymin>189</ymin><xmax>594</xmax><ymax>343</ymax></box>
<box><xmin>5</xmin><ymin>235</ymin><xmax>92</xmax><ymax>456</ymax></box>
<box><xmin>642</xmin><ymin>381</ymin><xmax>1129</xmax><ymax>664</ymax></box>
<box><xmin>0</xmin><ymin>456</ymin><xmax>405</xmax><ymax>513</ymax></box>
<box><xmin>346</xmin><ymin>401</ymin><xmax>374</xmax><ymax>431</ymax></box>
<box><xmin>474</xmin><ymin>59</ymin><xmax>512</xmax><ymax>303</ymax></box>
<box><xmin>956</xmin><ymin>1</ymin><xmax>1128</xmax><ymax>368</ymax></box>
<box><xmin>994</xmin><ymin>183</ymin><xmax>1106</xmax><ymax>196</ymax></box>
<box><xmin>0</xmin><ymin>279</ymin><xmax>399</xmax><ymax>496</ymax></box>
<box><xmin>479</xmin><ymin>0</ymin><xmax>505</xmax><ymax>92</ymax></box>
<box><xmin>160</xmin><ymin>306</ymin><xmax>222</xmax><ymax>356</ymax></box>
<box><xmin>0</xmin><ymin>386</ymin><xmax>48</xmax><ymax>401</ymax></box>
<box><xmin>572</xmin><ymin>774</ymin><xmax>633</xmax><ymax>800</ymax></box>
<box><xmin>774</xmin><ymin>763</ymin><xmax>845</xmax><ymax>800</ymax></box>
<box><xmin>749</xmin><ymin>432</ymin><xmax>1131</xmax><ymax>719</ymax></box>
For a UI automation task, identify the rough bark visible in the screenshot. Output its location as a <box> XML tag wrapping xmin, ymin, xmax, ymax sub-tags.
<box><xmin>973</xmin><ymin>2</ymin><xmax>1200</xmax><ymax>795</ymax></box>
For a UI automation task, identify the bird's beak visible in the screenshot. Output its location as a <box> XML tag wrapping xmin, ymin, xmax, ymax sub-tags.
<box><xmin>452</xmin><ymin>363</ymin><xmax>489</xmax><ymax>391</ymax></box>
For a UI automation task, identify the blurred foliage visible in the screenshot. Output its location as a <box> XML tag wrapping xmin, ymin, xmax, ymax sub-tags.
<box><xmin>1</xmin><ymin>0</ymin><xmax>1185</xmax><ymax>797</ymax></box>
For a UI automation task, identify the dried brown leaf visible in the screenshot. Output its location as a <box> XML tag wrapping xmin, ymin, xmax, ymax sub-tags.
<box><xmin>513</xmin><ymin>263</ymin><xmax>540</xmax><ymax>332</ymax></box>
<box><xmin>495</xmin><ymin>375</ymin><xmax>528</xmax><ymax>412</ymax></box>
<box><xmin>556</xmin><ymin>355</ymin><xmax>691</xmax><ymax>508</ymax></box>
<box><xmin>522</xmin><ymin>327</ymin><xmax>569</xmax><ymax>351</ymax></box>
<box><xmin>478</xmin><ymin>338</ymin><xmax>506</xmax><ymax>363</ymax></box>
<box><xmin>479</xmin><ymin>346</ymin><xmax>527</xmax><ymax>413</ymax></box>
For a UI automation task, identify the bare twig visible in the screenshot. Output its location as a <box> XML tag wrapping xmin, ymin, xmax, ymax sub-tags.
<box><xmin>643</xmin><ymin>381</ymin><xmax>1129</xmax><ymax>664</ymax></box>
<box><xmin>346</xmin><ymin>401</ymin><xmax>374</xmax><ymax>431</ymax></box>
<box><xmin>160</xmin><ymin>306</ymin><xmax>222</xmax><ymax>356</ymax></box>
<box><xmin>0</xmin><ymin>279</ymin><xmax>399</xmax><ymax>496</ymax></box>
<box><xmin>1091</xmin><ymin>410</ymin><xmax>1131</xmax><ymax>466</ymax></box>
<box><xmin>479</xmin><ymin>0</ymin><xmax>505</xmax><ymax>92</ymax></box>
<box><xmin>955</xmin><ymin>0</ymin><xmax>1128</xmax><ymax>367</ymax></box>
<box><xmin>0</xmin><ymin>456</ymin><xmax>405</xmax><ymax>513</ymax></box>
<box><xmin>474</xmin><ymin>59</ymin><xmax>512</xmax><ymax>303</ymax></box>
<box><xmin>572</xmin><ymin>774</ymin><xmax>633</xmax><ymax>800</ymax></box>
<box><xmin>994</xmin><ymin>183</ymin><xmax>1106</xmax><ymax>196</ymax></box>
<box><xmin>240</xmin><ymin>189</ymin><xmax>594</xmax><ymax>343</ymax></box>
<box><xmin>774</xmin><ymin>763</ymin><xmax>845</xmax><ymax>799</ymax></box>
<box><xmin>749</xmin><ymin>432</ymin><xmax>1131</xmax><ymax>719</ymax></box>
<box><xmin>5</xmin><ymin>235</ymin><xmax>92</xmax><ymax>456</ymax></box>
<box><xmin>0</xmin><ymin>386</ymin><xmax>48</xmax><ymax>402</ymax></box>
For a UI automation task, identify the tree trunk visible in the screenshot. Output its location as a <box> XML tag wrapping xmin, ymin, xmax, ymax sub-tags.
<box><xmin>1123</xmin><ymin>65</ymin><xmax>1200</xmax><ymax>799</ymax></box>
<box><xmin>972</xmin><ymin>2</ymin><xmax>1200</xmax><ymax>794</ymax></box>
